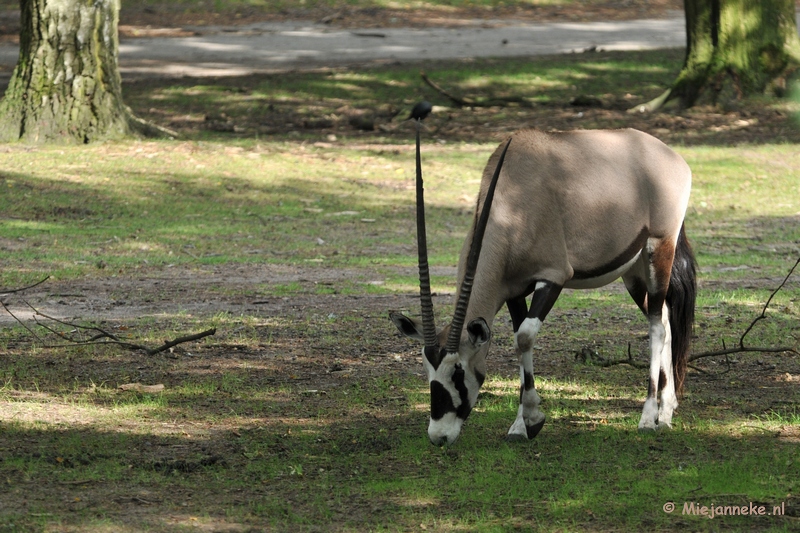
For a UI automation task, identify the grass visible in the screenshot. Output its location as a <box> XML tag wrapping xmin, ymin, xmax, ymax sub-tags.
<box><xmin>1</xmin><ymin>139</ymin><xmax>798</xmax><ymax>289</ymax></box>
<box><xmin>1</xmin><ymin>46</ymin><xmax>799</xmax><ymax>531</ymax></box>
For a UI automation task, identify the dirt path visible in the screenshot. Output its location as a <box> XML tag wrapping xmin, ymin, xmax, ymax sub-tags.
<box><xmin>0</xmin><ymin>10</ymin><xmax>690</xmax><ymax>81</ymax></box>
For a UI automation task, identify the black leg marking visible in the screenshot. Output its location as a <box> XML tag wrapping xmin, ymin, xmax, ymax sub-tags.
<box><xmin>507</xmin><ymin>296</ymin><xmax>528</xmax><ymax>332</ymax></box>
<box><xmin>647</xmin><ymin>377</ymin><xmax>657</xmax><ymax>397</ymax></box>
<box><xmin>527</xmin><ymin>282</ymin><xmax>563</xmax><ymax>321</ymax></box>
<box><xmin>658</xmin><ymin>368</ymin><xmax>667</xmax><ymax>392</ymax></box>
<box><xmin>526</xmin><ymin>416</ymin><xmax>546</xmax><ymax>439</ymax></box>
<box><xmin>625</xmin><ymin>275</ymin><xmax>649</xmax><ymax>316</ymax></box>
<box><xmin>524</xmin><ymin>371</ymin><xmax>534</xmax><ymax>391</ymax></box>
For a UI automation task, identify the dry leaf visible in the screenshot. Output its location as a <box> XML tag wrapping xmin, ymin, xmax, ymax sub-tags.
<box><xmin>119</xmin><ymin>383</ymin><xmax>165</xmax><ymax>393</ymax></box>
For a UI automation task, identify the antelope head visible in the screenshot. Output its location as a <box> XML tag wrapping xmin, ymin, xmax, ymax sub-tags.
<box><xmin>391</xmin><ymin>129</ymin><xmax>511</xmax><ymax>446</ymax></box>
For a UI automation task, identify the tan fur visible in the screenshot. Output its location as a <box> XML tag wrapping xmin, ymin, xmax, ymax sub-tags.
<box><xmin>457</xmin><ymin>128</ymin><xmax>692</xmax><ymax>343</ymax></box>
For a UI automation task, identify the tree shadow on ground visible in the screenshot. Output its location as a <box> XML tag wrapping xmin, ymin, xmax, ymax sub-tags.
<box><xmin>116</xmin><ymin>48</ymin><xmax>800</xmax><ymax>147</ymax></box>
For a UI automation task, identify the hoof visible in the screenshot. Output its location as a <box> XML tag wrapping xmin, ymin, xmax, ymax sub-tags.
<box><xmin>506</xmin><ymin>416</ymin><xmax>546</xmax><ymax>442</ymax></box>
<box><xmin>526</xmin><ymin>417</ymin><xmax>546</xmax><ymax>439</ymax></box>
<box><xmin>505</xmin><ymin>432</ymin><xmax>529</xmax><ymax>443</ymax></box>
<box><xmin>637</xmin><ymin>425</ymin><xmax>657</xmax><ymax>434</ymax></box>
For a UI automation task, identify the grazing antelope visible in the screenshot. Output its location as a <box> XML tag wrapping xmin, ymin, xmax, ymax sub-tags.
<box><xmin>391</xmin><ymin>127</ymin><xmax>696</xmax><ymax>446</ymax></box>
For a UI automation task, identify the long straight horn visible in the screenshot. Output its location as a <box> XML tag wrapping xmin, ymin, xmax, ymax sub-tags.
<box><xmin>445</xmin><ymin>138</ymin><xmax>512</xmax><ymax>354</ymax></box>
<box><xmin>415</xmin><ymin>119</ymin><xmax>439</xmax><ymax>349</ymax></box>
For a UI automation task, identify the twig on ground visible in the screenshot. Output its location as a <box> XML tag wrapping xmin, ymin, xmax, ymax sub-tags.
<box><xmin>0</xmin><ymin>275</ymin><xmax>50</xmax><ymax>295</ymax></box>
<box><xmin>690</xmin><ymin>256</ymin><xmax>800</xmax><ymax>362</ymax></box>
<box><xmin>576</xmin><ymin>256</ymin><xmax>799</xmax><ymax>372</ymax></box>
<box><xmin>145</xmin><ymin>328</ymin><xmax>217</xmax><ymax>356</ymax></box>
<box><xmin>1</xmin><ymin>280</ymin><xmax>216</xmax><ymax>355</ymax></box>
<box><xmin>0</xmin><ymin>299</ymin><xmax>44</xmax><ymax>342</ymax></box>
<box><xmin>574</xmin><ymin>344</ymin><xmax>648</xmax><ymax>369</ymax></box>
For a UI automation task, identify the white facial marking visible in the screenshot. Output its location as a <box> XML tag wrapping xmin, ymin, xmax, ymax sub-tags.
<box><xmin>421</xmin><ymin>350</ymin><xmax>481</xmax><ymax>445</ymax></box>
<box><xmin>428</xmin><ymin>412</ymin><xmax>463</xmax><ymax>445</ymax></box>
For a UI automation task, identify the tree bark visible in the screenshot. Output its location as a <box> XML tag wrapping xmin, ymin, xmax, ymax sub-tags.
<box><xmin>635</xmin><ymin>0</ymin><xmax>800</xmax><ymax>111</ymax></box>
<box><xmin>0</xmin><ymin>0</ymin><xmax>153</xmax><ymax>143</ymax></box>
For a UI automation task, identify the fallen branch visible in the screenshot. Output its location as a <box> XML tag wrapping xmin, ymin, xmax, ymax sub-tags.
<box><xmin>690</xmin><ymin>256</ymin><xmax>800</xmax><ymax>362</ymax></box>
<box><xmin>575</xmin><ymin>256</ymin><xmax>799</xmax><ymax>370</ymax></box>
<box><xmin>575</xmin><ymin>344</ymin><xmax>648</xmax><ymax>369</ymax></box>
<box><xmin>1</xmin><ymin>281</ymin><xmax>216</xmax><ymax>355</ymax></box>
<box><xmin>145</xmin><ymin>328</ymin><xmax>217</xmax><ymax>356</ymax></box>
<box><xmin>421</xmin><ymin>71</ymin><xmax>533</xmax><ymax>108</ymax></box>
<box><xmin>0</xmin><ymin>276</ymin><xmax>50</xmax><ymax>295</ymax></box>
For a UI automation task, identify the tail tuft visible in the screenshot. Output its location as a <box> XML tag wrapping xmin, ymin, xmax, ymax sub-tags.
<box><xmin>667</xmin><ymin>224</ymin><xmax>696</xmax><ymax>395</ymax></box>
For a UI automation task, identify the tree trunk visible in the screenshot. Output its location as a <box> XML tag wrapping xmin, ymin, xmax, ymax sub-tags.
<box><xmin>636</xmin><ymin>0</ymin><xmax>800</xmax><ymax>111</ymax></box>
<box><xmin>0</xmin><ymin>0</ymin><xmax>148</xmax><ymax>143</ymax></box>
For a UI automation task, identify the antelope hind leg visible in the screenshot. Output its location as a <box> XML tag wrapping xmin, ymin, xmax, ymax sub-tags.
<box><xmin>632</xmin><ymin>238</ymin><xmax>677</xmax><ymax>432</ymax></box>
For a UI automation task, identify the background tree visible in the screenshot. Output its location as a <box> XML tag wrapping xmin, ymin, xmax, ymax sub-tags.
<box><xmin>636</xmin><ymin>0</ymin><xmax>800</xmax><ymax>111</ymax></box>
<box><xmin>0</xmin><ymin>0</ymin><xmax>162</xmax><ymax>143</ymax></box>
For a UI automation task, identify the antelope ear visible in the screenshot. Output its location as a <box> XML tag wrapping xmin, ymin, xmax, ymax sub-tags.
<box><xmin>466</xmin><ymin>318</ymin><xmax>491</xmax><ymax>347</ymax></box>
<box><xmin>390</xmin><ymin>312</ymin><xmax>424</xmax><ymax>341</ymax></box>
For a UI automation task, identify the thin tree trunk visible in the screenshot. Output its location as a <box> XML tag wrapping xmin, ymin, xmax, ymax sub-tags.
<box><xmin>0</xmin><ymin>0</ymin><xmax>161</xmax><ymax>143</ymax></box>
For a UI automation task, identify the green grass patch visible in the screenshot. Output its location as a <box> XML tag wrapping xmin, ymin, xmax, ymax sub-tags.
<box><xmin>1</xmin><ymin>139</ymin><xmax>798</xmax><ymax>288</ymax></box>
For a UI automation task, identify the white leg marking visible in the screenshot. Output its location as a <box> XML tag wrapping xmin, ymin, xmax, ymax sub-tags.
<box><xmin>657</xmin><ymin>303</ymin><xmax>678</xmax><ymax>428</ymax></box>
<box><xmin>508</xmin><ymin>317</ymin><xmax>546</xmax><ymax>440</ymax></box>
<box><xmin>639</xmin><ymin>302</ymin><xmax>673</xmax><ymax>431</ymax></box>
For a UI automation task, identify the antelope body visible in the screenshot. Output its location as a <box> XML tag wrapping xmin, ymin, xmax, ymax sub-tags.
<box><xmin>391</xmin><ymin>128</ymin><xmax>696</xmax><ymax>446</ymax></box>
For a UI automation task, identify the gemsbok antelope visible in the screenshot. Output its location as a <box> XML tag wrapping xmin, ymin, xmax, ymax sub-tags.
<box><xmin>391</xmin><ymin>127</ymin><xmax>696</xmax><ymax>446</ymax></box>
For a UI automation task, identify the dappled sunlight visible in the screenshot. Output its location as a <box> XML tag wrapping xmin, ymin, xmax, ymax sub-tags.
<box><xmin>0</xmin><ymin>390</ymin><xmax>167</xmax><ymax>433</ymax></box>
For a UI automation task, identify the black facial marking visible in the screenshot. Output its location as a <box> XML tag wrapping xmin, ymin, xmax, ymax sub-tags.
<box><xmin>424</xmin><ymin>346</ymin><xmax>447</xmax><ymax>370</ymax></box>
<box><xmin>430</xmin><ymin>381</ymin><xmax>456</xmax><ymax>421</ymax></box>
<box><xmin>524</xmin><ymin>371</ymin><xmax>534</xmax><ymax>391</ymax></box>
<box><xmin>452</xmin><ymin>365</ymin><xmax>472</xmax><ymax>420</ymax></box>
<box><xmin>475</xmin><ymin>370</ymin><xmax>486</xmax><ymax>387</ymax></box>
<box><xmin>429</xmin><ymin>364</ymin><xmax>474</xmax><ymax>422</ymax></box>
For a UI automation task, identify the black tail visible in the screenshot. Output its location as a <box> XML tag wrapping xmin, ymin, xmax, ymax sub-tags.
<box><xmin>667</xmin><ymin>224</ymin><xmax>696</xmax><ymax>395</ymax></box>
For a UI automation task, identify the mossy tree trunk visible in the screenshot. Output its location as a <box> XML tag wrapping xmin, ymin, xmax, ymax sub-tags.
<box><xmin>0</xmin><ymin>0</ymin><xmax>152</xmax><ymax>143</ymax></box>
<box><xmin>636</xmin><ymin>0</ymin><xmax>800</xmax><ymax>111</ymax></box>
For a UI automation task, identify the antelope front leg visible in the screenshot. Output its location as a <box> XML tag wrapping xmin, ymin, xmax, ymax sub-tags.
<box><xmin>507</xmin><ymin>317</ymin><xmax>546</xmax><ymax>441</ymax></box>
<box><xmin>506</xmin><ymin>283</ymin><xmax>562</xmax><ymax>441</ymax></box>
